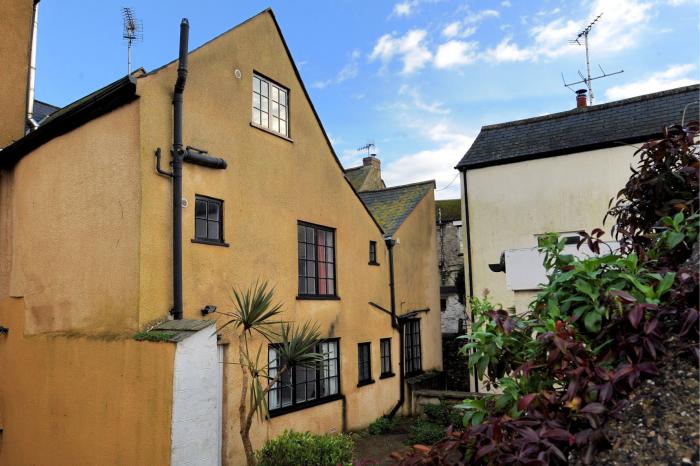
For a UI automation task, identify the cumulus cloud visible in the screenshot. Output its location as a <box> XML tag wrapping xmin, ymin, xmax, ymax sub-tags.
<box><xmin>370</xmin><ymin>29</ymin><xmax>433</xmax><ymax>74</ymax></box>
<box><xmin>464</xmin><ymin>9</ymin><xmax>500</xmax><ymax>24</ymax></box>
<box><xmin>604</xmin><ymin>64</ymin><xmax>697</xmax><ymax>101</ymax></box>
<box><xmin>434</xmin><ymin>40</ymin><xmax>479</xmax><ymax>68</ymax></box>
<box><xmin>483</xmin><ymin>37</ymin><xmax>534</xmax><ymax>62</ymax></box>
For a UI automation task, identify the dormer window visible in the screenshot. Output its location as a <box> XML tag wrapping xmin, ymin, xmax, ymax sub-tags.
<box><xmin>252</xmin><ymin>74</ymin><xmax>289</xmax><ymax>137</ymax></box>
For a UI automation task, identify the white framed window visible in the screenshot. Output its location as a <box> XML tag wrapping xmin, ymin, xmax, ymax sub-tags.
<box><xmin>252</xmin><ymin>74</ymin><xmax>289</xmax><ymax>137</ymax></box>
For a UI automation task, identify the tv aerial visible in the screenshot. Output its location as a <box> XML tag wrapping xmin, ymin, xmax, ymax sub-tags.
<box><xmin>358</xmin><ymin>142</ymin><xmax>376</xmax><ymax>157</ymax></box>
<box><xmin>122</xmin><ymin>7</ymin><xmax>143</xmax><ymax>75</ymax></box>
<box><xmin>561</xmin><ymin>13</ymin><xmax>623</xmax><ymax>105</ymax></box>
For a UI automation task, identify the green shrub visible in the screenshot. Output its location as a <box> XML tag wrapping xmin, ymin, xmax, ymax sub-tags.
<box><xmin>409</xmin><ymin>420</ymin><xmax>445</xmax><ymax>445</ymax></box>
<box><xmin>367</xmin><ymin>416</ymin><xmax>397</xmax><ymax>435</ymax></box>
<box><xmin>422</xmin><ymin>399</ymin><xmax>462</xmax><ymax>427</ymax></box>
<box><xmin>256</xmin><ymin>430</ymin><xmax>353</xmax><ymax>466</ymax></box>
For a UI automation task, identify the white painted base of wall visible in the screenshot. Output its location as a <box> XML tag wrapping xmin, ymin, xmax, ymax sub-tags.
<box><xmin>170</xmin><ymin>324</ymin><xmax>219</xmax><ymax>466</ymax></box>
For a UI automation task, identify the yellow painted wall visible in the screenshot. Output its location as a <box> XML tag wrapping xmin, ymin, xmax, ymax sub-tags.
<box><xmin>4</xmin><ymin>102</ymin><xmax>142</xmax><ymax>334</ymax></box>
<box><xmin>393</xmin><ymin>191</ymin><xmax>443</xmax><ymax>376</ymax></box>
<box><xmin>464</xmin><ymin>145</ymin><xmax>635</xmax><ymax>310</ymax></box>
<box><xmin>0</xmin><ymin>297</ymin><xmax>175</xmax><ymax>466</ymax></box>
<box><xmin>0</xmin><ymin>0</ymin><xmax>32</xmax><ymax>147</ymax></box>
<box><xmin>133</xmin><ymin>11</ymin><xmax>410</xmax><ymax>464</ymax></box>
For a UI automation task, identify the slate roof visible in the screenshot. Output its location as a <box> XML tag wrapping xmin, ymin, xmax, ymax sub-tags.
<box><xmin>359</xmin><ymin>181</ymin><xmax>435</xmax><ymax>236</ymax></box>
<box><xmin>345</xmin><ymin>164</ymin><xmax>386</xmax><ymax>192</ymax></box>
<box><xmin>436</xmin><ymin>199</ymin><xmax>461</xmax><ymax>223</ymax></box>
<box><xmin>33</xmin><ymin>100</ymin><xmax>60</xmax><ymax>123</ymax></box>
<box><xmin>457</xmin><ymin>84</ymin><xmax>700</xmax><ymax>170</ymax></box>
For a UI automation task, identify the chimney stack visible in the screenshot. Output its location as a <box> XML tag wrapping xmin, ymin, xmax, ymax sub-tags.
<box><xmin>363</xmin><ymin>155</ymin><xmax>380</xmax><ymax>170</ymax></box>
<box><xmin>575</xmin><ymin>89</ymin><xmax>587</xmax><ymax>108</ymax></box>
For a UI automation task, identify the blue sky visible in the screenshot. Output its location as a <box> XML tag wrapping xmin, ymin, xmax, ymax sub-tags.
<box><xmin>36</xmin><ymin>0</ymin><xmax>698</xmax><ymax>199</ymax></box>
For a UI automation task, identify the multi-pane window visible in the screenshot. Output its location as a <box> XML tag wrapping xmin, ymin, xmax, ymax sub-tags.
<box><xmin>357</xmin><ymin>342</ymin><xmax>372</xmax><ymax>385</ymax></box>
<box><xmin>298</xmin><ymin>222</ymin><xmax>336</xmax><ymax>297</ymax></box>
<box><xmin>268</xmin><ymin>340</ymin><xmax>339</xmax><ymax>412</ymax></box>
<box><xmin>194</xmin><ymin>195</ymin><xmax>224</xmax><ymax>243</ymax></box>
<box><xmin>252</xmin><ymin>74</ymin><xmax>288</xmax><ymax>137</ymax></box>
<box><xmin>380</xmin><ymin>338</ymin><xmax>392</xmax><ymax>377</ymax></box>
<box><xmin>369</xmin><ymin>241</ymin><xmax>378</xmax><ymax>265</ymax></box>
<box><xmin>404</xmin><ymin>319</ymin><xmax>422</xmax><ymax>375</ymax></box>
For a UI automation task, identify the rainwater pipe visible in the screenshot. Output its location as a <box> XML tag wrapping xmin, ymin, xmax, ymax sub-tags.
<box><xmin>386</xmin><ymin>237</ymin><xmax>405</xmax><ymax>418</ymax></box>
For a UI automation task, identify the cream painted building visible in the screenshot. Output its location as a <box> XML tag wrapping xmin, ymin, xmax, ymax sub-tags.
<box><xmin>0</xmin><ymin>5</ymin><xmax>441</xmax><ymax>465</ymax></box>
<box><xmin>456</xmin><ymin>85</ymin><xmax>699</xmax><ymax>390</ymax></box>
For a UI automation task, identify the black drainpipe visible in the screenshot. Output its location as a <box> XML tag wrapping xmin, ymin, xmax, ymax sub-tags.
<box><xmin>461</xmin><ymin>169</ymin><xmax>477</xmax><ymax>392</ymax></box>
<box><xmin>171</xmin><ymin>18</ymin><xmax>189</xmax><ymax>320</ymax></box>
<box><xmin>386</xmin><ymin>238</ymin><xmax>405</xmax><ymax>418</ymax></box>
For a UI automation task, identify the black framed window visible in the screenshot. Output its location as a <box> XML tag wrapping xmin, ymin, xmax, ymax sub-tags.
<box><xmin>404</xmin><ymin>319</ymin><xmax>422</xmax><ymax>375</ymax></box>
<box><xmin>380</xmin><ymin>338</ymin><xmax>393</xmax><ymax>378</ymax></box>
<box><xmin>298</xmin><ymin>222</ymin><xmax>336</xmax><ymax>297</ymax></box>
<box><xmin>369</xmin><ymin>241</ymin><xmax>378</xmax><ymax>265</ymax></box>
<box><xmin>268</xmin><ymin>339</ymin><xmax>339</xmax><ymax>414</ymax></box>
<box><xmin>357</xmin><ymin>342</ymin><xmax>373</xmax><ymax>386</ymax></box>
<box><xmin>194</xmin><ymin>195</ymin><xmax>226</xmax><ymax>245</ymax></box>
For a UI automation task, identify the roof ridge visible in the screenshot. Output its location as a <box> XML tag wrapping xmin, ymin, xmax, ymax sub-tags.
<box><xmin>362</xmin><ymin>179</ymin><xmax>436</xmax><ymax>193</ymax></box>
<box><xmin>481</xmin><ymin>84</ymin><xmax>700</xmax><ymax>131</ymax></box>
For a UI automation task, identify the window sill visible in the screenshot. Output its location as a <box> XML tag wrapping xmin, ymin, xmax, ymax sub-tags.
<box><xmin>368</xmin><ymin>261</ymin><xmax>380</xmax><ymax>266</ymax></box>
<box><xmin>379</xmin><ymin>372</ymin><xmax>395</xmax><ymax>379</ymax></box>
<box><xmin>296</xmin><ymin>295</ymin><xmax>341</xmax><ymax>301</ymax></box>
<box><xmin>250</xmin><ymin>122</ymin><xmax>294</xmax><ymax>143</ymax></box>
<box><xmin>191</xmin><ymin>239</ymin><xmax>230</xmax><ymax>247</ymax></box>
<box><xmin>268</xmin><ymin>393</ymin><xmax>344</xmax><ymax>418</ymax></box>
<box><xmin>357</xmin><ymin>379</ymin><xmax>375</xmax><ymax>388</ymax></box>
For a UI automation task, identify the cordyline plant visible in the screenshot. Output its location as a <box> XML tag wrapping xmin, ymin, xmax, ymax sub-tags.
<box><xmin>216</xmin><ymin>281</ymin><xmax>323</xmax><ymax>466</ymax></box>
<box><xmin>401</xmin><ymin>122</ymin><xmax>699</xmax><ymax>466</ymax></box>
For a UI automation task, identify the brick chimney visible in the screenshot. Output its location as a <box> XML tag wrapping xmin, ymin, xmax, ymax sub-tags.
<box><xmin>576</xmin><ymin>89</ymin><xmax>587</xmax><ymax>108</ymax></box>
<box><xmin>363</xmin><ymin>155</ymin><xmax>380</xmax><ymax>170</ymax></box>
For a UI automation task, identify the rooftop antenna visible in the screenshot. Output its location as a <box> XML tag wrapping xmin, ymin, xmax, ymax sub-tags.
<box><xmin>122</xmin><ymin>7</ymin><xmax>143</xmax><ymax>75</ymax></box>
<box><xmin>358</xmin><ymin>142</ymin><xmax>376</xmax><ymax>157</ymax></box>
<box><xmin>561</xmin><ymin>13</ymin><xmax>623</xmax><ymax>105</ymax></box>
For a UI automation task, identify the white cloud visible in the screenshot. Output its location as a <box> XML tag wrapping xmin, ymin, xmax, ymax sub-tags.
<box><xmin>393</xmin><ymin>1</ymin><xmax>416</xmax><ymax>17</ymax></box>
<box><xmin>383</xmin><ymin>123</ymin><xmax>474</xmax><ymax>199</ymax></box>
<box><xmin>483</xmin><ymin>37</ymin><xmax>533</xmax><ymax>62</ymax></box>
<box><xmin>312</xmin><ymin>49</ymin><xmax>360</xmax><ymax>89</ymax></box>
<box><xmin>464</xmin><ymin>9</ymin><xmax>500</xmax><ymax>24</ymax></box>
<box><xmin>442</xmin><ymin>21</ymin><xmax>461</xmax><ymax>38</ymax></box>
<box><xmin>398</xmin><ymin>85</ymin><xmax>451</xmax><ymax>114</ymax></box>
<box><xmin>434</xmin><ymin>40</ymin><xmax>479</xmax><ymax>68</ymax></box>
<box><xmin>369</xmin><ymin>29</ymin><xmax>433</xmax><ymax>74</ymax></box>
<box><xmin>604</xmin><ymin>64</ymin><xmax>697</xmax><ymax>101</ymax></box>
<box><xmin>501</xmin><ymin>0</ymin><xmax>511</xmax><ymax>6</ymax></box>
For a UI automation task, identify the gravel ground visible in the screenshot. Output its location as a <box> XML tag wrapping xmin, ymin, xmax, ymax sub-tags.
<box><xmin>577</xmin><ymin>346</ymin><xmax>700</xmax><ymax>466</ymax></box>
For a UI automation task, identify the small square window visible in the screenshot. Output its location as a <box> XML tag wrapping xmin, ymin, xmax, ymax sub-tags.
<box><xmin>193</xmin><ymin>195</ymin><xmax>226</xmax><ymax>245</ymax></box>
<box><xmin>252</xmin><ymin>74</ymin><xmax>289</xmax><ymax>137</ymax></box>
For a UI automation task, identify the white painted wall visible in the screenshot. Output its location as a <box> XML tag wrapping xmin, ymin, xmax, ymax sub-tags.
<box><xmin>171</xmin><ymin>324</ymin><xmax>219</xmax><ymax>466</ymax></box>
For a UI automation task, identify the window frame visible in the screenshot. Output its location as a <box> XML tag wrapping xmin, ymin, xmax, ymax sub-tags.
<box><xmin>267</xmin><ymin>338</ymin><xmax>342</xmax><ymax>417</ymax></box>
<box><xmin>404</xmin><ymin>319</ymin><xmax>423</xmax><ymax>376</ymax></box>
<box><xmin>368</xmin><ymin>240</ymin><xmax>379</xmax><ymax>266</ymax></box>
<box><xmin>357</xmin><ymin>342</ymin><xmax>374</xmax><ymax>387</ymax></box>
<box><xmin>380</xmin><ymin>338</ymin><xmax>394</xmax><ymax>379</ymax></box>
<box><xmin>192</xmin><ymin>194</ymin><xmax>229</xmax><ymax>247</ymax></box>
<box><xmin>297</xmin><ymin>221</ymin><xmax>338</xmax><ymax>300</ymax></box>
<box><xmin>251</xmin><ymin>72</ymin><xmax>291</xmax><ymax>140</ymax></box>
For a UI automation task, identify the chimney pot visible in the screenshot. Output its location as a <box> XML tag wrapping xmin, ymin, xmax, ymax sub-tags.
<box><xmin>363</xmin><ymin>155</ymin><xmax>380</xmax><ymax>169</ymax></box>
<box><xmin>576</xmin><ymin>89</ymin><xmax>587</xmax><ymax>108</ymax></box>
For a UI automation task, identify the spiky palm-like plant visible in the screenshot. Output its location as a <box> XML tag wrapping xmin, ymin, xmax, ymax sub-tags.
<box><xmin>217</xmin><ymin>281</ymin><xmax>323</xmax><ymax>466</ymax></box>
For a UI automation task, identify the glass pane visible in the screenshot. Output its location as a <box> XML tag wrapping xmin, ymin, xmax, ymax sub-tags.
<box><xmin>280</xmin><ymin>106</ymin><xmax>287</xmax><ymax>120</ymax></box>
<box><xmin>298</xmin><ymin>224</ymin><xmax>305</xmax><ymax>243</ymax></box>
<box><xmin>327</xmin><ymin>280</ymin><xmax>334</xmax><ymax>295</ymax></box>
<box><xmin>298</xmin><ymin>243</ymin><xmax>306</xmax><ymax>259</ymax></box>
<box><xmin>281</xmin><ymin>385</ymin><xmax>292</xmax><ymax>407</ymax></box>
<box><xmin>298</xmin><ymin>260</ymin><xmax>306</xmax><ymax>276</ymax></box>
<box><xmin>328</xmin><ymin>342</ymin><xmax>337</xmax><ymax>358</ymax></box>
<box><xmin>207</xmin><ymin>221</ymin><xmax>220</xmax><ymax>240</ymax></box>
<box><xmin>195</xmin><ymin>200</ymin><xmax>207</xmax><ymax>219</ymax></box>
<box><xmin>252</xmin><ymin>92</ymin><xmax>260</xmax><ymax>109</ymax></box>
<box><xmin>326</xmin><ymin>231</ymin><xmax>334</xmax><ymax>246</ymax></box>
<box><xmin>306</xmin><ymin>278</ymin><xmax>316</xmax><ymax>294</ymax></box>
<box><xmin>279</xmin><ymin>90</ymin><xmax>287</xmax><ymax>106</ymax></box>
<box><xmin>329</xmin><ymin>377</ymin><xmax>338</xmax><ymax>395</ymax></box>
<box><xmin>260</xmin><ymin>96</ymin><xmax>268</xmax><ymax>112</ymax></box>
<box><xmin>208</xmin><ymin>201</ymin><xmax>220</xmax><ymax>221</ymax></box>
<box><xmin>260</xmin><ymin>80</ymin><xmax>268</xmax><ymax>97</ymax></box>
<box><xmin>252</xmin><ymin>108</ymin><xmax>261</xmax><ymax>125</ymax></box>
<box><xmin>298</xmin><ymin>276</ymin><xmax>306</xmax><ymax>294</ymax></box>
<box><xmin>318</xmin><ymin>246</ymin><xmax>326</xmax><ymax>263</ymax></box>
<box><xmin>326</xmin><ymin>247</ymin><xmax>333</xmax><ymax>263</ymax></box>
<box><xmin>195</xmin><ymin>219</ymin><xmax>207</xmax><ymax>238</ymax></box>
<box><xmin>318</xmin><ymin>232</ymin><xmax>325</xmax><ymax>247</ymax></box>
<box><xmin>271</xmin><ymin>117</ymin><xmax>279</xmax><ymax>133</ymax></box>
<box><xmin>296</xmin><ymin>383</ymin><xmax>306</xmax><ymax>402</ymax></box>
<box><xmin>307</xmin><ymin>227</ymin><xmax>315</xmax><ymax>244</ymax></box>
<box><xmin>329</xmin><ymin>359</ymin><xmax>338</xmax><ymax>377</ymax></box>
<box><xmin>253</xmin><ymin>76</ymin><xmax>260</xmax><ymax>94</ymax></box>
<box><xmin>261</xmin><ymin>112</ymin><xmax>268</xmax><ymax>128</ymax></box>
<box><xmin>307</xmin><ymin>381</ymin><xmax>317</xmax><ymax>399</ymax></box>
<box><xmin>271</xmin><ymin>86</ymin><xmax>279</xmax><ymax>102</ymax></box>
<box><xmin>271</xmin><ymin>101</ymin><xmax>279</xmax><ymax>117</ymax></box>
<box><xmin>269</xmin><ymin>347</ymin><xmax>278</xmax><ymax>368</ymax></box>
<box><xmin>306</xmin><ymin>260</ymin><xmax>315</xmax><ymax>277</ymax></box>
<box><xmin>306</xmin><ymin>245</ymin><xmax>315</xmax><ymax>260</ymax></box>
<box><xmin>280</xmin><ymin>120</ymin><xmax>287</xmax><ymax>137</ymax></box>
<box><xmin>319</xmin><ymin>279</ymin><xmax>326</xmax><ymax>295</ymax></box>
<box><xmin>327</xmin><ymin>263</ymin><xmax>334</xmax><ymax>278</ymax></box>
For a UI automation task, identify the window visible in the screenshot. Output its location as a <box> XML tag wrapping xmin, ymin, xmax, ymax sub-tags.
<box><xmin>380</xmin><ymin>338</ymin><xmax>393</xmax><ymax>378</ymax></box>
<box><xmin>252</xmin><ymin>74</ymin><xmax>289</xmax><ymax>137</ymax></box>
<box><xmin>194</xmin><ymin>195</ymin><xmax>226</xmax><ymax>245</ymax></box>
<box><xmin>357</xmin><ymin>342</ymin><xmax>373</xmax><ymax>386</ymax></box>
<box><xmin>297</xmin><ymin>222</ymin><xmax>336</xmax><ymax>298</ymax></box>
<box><xmin>369</xmin><ymin>241</ymin><xmax>378</xmax><ymax>265</ymax></box>
<box><xmin>404</xmin><ymin>319</ymin><xmax>422</xmax><ymax>375</ymax></box>
<box><xmin>440</xmin><ymin>298</ymin><xmax>447</xmax><ymax>312</ymax></box>
<box><xmin>268</xmin><ymin>339</ymin><xmax>340</xmax><ymax>415</ymax></box>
